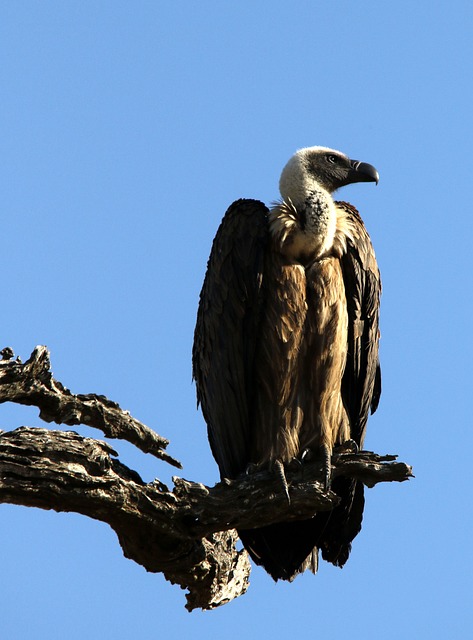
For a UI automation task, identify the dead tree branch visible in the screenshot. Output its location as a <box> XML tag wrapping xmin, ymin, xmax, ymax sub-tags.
<box><xmin>0</xmin><ymin>346</ymin><xmax>413</xmax><ymax>611</ymax></box>
<box><xmin>0</xmin><ymin>346</ymin><xmax>181</xmax><ymax>468</ymax></box>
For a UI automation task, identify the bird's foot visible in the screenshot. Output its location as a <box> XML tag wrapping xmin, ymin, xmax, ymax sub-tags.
<box><xmin>334</xmin><ymin>439</ymin><xmax>359</xmax><ymax>456</ymax></box>
<box><xmin>273</xmin><ymin>459</ymin><xmax>291</xmax><ymax>505</ymax></box>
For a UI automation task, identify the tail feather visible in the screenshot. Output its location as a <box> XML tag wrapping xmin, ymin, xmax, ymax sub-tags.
<box><xmin>319</xmin><ymin>479</ymin><xmax>365</xmax><ymax>566</ymax></box>
<box><xmin>238</xmin><ymin>479</ymin><xmax>364</xmax><ymax>580</ymax></box>
<box><xmin>238</xmin><ymin>521</ymin><xmax>319</xmax><ymax>582</ymax></box>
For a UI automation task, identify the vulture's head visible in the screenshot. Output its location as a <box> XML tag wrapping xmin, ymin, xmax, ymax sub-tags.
<box><xmin>279</xmin><ymin>146</ymin><xmax>379</xmax><ymax>205</ymax></box>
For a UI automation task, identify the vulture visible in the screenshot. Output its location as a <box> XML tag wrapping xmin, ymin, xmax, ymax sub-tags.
<box><xmin>193</xmin><ymin>146</ymin><xmax>381</xmax><ymax>581</ymax></box>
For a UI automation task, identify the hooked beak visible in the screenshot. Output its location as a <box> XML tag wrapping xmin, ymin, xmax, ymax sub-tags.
<box><xmin>348</xmin><ymin>159</ymin><xmax>379</xmax><ymax>185</ymax></box>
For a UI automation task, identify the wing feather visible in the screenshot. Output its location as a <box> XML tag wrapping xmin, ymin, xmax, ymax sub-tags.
<box><xmin>336</xmin><ymin>201</ymin><xmax>381</xmax><ymax>447</ymax></box>
<box><xmin>192</xmin><ymin>199</ymin><xmax>269</xmax><ymax>478</ymax></box>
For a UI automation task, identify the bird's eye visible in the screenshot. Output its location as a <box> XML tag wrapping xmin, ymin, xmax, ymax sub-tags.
<box><xmin>327</xmin><ymin>154</ymin><xmax>339</xmax><ymax>164</ymax></box>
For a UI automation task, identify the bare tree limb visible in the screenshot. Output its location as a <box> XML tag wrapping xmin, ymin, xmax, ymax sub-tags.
<box><xmin>0</xmin><ymin>346</ymin><xmax>181</xmax><ymax>468</ymax></box>
<box><xmin>0</xmin><ymin>346</ymin><xmax>413</xmax><ymax>610</ymax></box>
<box><xmin>0</xmin><ymin>426</ymin><xmax>252</xmax><ymax>610</ymax></box>
<box><xmin>0</xmin><ymin>426</ymin><xmax>412</xmax><ymax>610</ymax></box>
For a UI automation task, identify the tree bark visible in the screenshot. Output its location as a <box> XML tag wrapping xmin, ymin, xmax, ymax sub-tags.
<box><xmin>0</xmin><ymin>347</ymin><xmax>413</xmax><ymax>611</ymax></box>
<box><xmin>0</xmin><ymin>346</ymin><xmax>180</xmax><ymax>467</ymax></box>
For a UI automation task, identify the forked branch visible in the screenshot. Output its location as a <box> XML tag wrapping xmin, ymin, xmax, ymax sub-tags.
<box><xmin>0</xmin><ymin>346</ymin><xmax>181</xmax><ymax>467</ymax></box>
<box><xmin>0</xmin><ymin>347</ymin><xmax>413</xmax><ymax>610</ymax></box>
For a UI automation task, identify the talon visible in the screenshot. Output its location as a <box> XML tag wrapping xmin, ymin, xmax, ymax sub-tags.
<box><xmin>320</xmin><ymin>444</ymin><xmax>332</xmax><ymax>490</ymax></box>
<box><xmin>274</xmin><ymin>459</ymin><xmax>291</xmax><ymax>504</ymax></box>
<box><xmin>289</xmin><ymin>449</ymin><xmax>311</xmax><ymax>469</ymax></box>
<box><xmin>300</xmin><ymin>448</ymin><xmax>313</xmax><ymax>463</ymax></box>
<box><xmin>337</xmin><ymin>439</ymin><xmax>359</xmax><ymax>454</ymax></box>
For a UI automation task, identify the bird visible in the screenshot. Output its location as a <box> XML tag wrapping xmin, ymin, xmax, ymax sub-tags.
<box><xmin>192</xmin><ymin>146</ymin><xmax>381</xmax><ymax>581</ymax></box>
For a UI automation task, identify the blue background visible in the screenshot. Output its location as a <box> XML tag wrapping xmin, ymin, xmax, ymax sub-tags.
<box><xmin>1</xmin><ymin>2</ymin><xmax>471</xmax><ymax>638</ymax></box>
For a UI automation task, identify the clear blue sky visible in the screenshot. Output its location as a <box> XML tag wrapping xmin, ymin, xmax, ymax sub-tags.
<box><xmin>1</xmin><ymin>1</ymin><xmax>471</xmax><ymax>638</ymax></box>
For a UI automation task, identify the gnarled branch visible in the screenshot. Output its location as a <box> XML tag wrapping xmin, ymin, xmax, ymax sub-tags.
<box><xmin>0</xmin><ymin>347</ymin><xmax>413</xmax><ymax>611</ymax></box>
<box><xmin>0</xmin><ymin>346</ymin><xmax>181</xmax><ymax>468</ymax></box>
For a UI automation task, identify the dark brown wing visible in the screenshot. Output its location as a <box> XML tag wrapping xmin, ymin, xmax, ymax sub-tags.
<box><xmin>192</xmin><ymin>199</ymin><xmax>269</xmax><ymax>479</ymax></box>
<box><xmin>336</xmin><ymin>201</ymin><xmax>381</xmax><ymax>447</ymax></box>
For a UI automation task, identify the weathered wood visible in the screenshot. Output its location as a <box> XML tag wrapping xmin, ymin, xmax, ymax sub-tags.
<box><xmin>0</xmin><ymin>426</ymin><xmax>412</xmax><ymax>610</ymax></box>
<box><xmin>0</xmin><ymin>346</ymin><xmax>181</xmax><ymax>468</ymax></box>
<box><xmin>0</xmin><ymin>346</ymin><xmax>413</xmax><ymax>610</ymax></box>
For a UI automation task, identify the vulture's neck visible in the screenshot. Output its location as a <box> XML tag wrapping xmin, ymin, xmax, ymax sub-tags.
<box><xmin>269</xmin><ymin>185</ymin><xmax>337</xmax><ymax>263</ymax></box>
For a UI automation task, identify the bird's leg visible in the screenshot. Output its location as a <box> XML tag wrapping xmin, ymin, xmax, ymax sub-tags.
<box><xmin>274</xmin><ymin>459</ymin><xmax>291</xmax><ymax>505</ymax></box>
<box><xmin>320</xmin><ymin>444</ymin><xmax>332</xmax><ymax>491</ymax></box>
